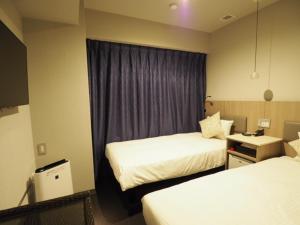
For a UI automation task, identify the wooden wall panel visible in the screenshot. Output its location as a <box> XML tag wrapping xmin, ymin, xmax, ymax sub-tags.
<box><xmin>205</xmin><ymin>101</ymin><xmax>300</xmax><ymax>138</ymax></box>
<box><xmin>265</xmin><ymin>102</ymin><xmax>300</xmax><ymax>137</ymax></box>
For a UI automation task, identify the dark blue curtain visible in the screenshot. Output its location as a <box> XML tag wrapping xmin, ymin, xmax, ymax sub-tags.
<box><xmin>86</xmin><ymin>40</ymin><xmax>207</xmax><ymax>181</ymax></box>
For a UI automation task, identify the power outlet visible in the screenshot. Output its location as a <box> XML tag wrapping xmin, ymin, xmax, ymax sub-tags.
<box><xmin>37</xmin><ymin>143</ymin><xmax>47</xmax><ymax>155</ymax></box>
<box><xmin>258</xmin><ymin>118</ymin><xmax>271</xmax><ymax>128</ymax></box>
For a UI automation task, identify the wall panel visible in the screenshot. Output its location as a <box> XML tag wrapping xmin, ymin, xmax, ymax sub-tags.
<box><xmin>206</xmin><ymin>101</ymin><xmax>300</xmax><ymax>138</ymax></box>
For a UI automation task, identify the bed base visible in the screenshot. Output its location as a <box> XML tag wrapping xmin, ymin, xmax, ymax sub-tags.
<box><xmin>96</xmin><ymin>160</ymin><xmax>224</xmax><ymax>216</ymax></box>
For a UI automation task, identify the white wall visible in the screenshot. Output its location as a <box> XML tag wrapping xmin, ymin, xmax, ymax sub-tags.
<box><xmin>0</xmin><ymin>0</ymin><xmax>36</xmax><ymax>210</ymax></box>
<box><xmin>86</xmin><ymin>10</ymin><xmax>210</xmax><ymax>53</ymax></box>
<box><xmin>24</xmin><ymin>8</ymin><xmax>95</xmax><ymax>193</ymax></box>
<box><xmin>24</xmin><ymin>7</ymin><xmax>210</xmax><ymax>194</ymax></box>
<box><xmin>207</xmin><ymin>0</ymin><xmax>300</xmax><ymax>101</ymax></box>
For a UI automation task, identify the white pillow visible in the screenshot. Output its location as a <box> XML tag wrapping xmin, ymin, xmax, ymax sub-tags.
<box><xmin>215</xmin><ymin>120</ymin><xmax>234</xmax><ymax>140</ymax></box>
<box><xmin>289</xmin><ymin>139</ymin><xmax>300</xmax><ymax>157</ymax></box>
<box><xmin>221</xmin><ymin>119</ymin><xmax>234</xmax><ymax>137</ymax></box>
<box><xmin>199</xmin><ymin>112</ymin><xmax>223</xmax><ymax>139</ymax></box>
<box><xmin>294</xmin><ymin>156</ymin><xmax>300</xmax><ymax>162</ymax></box>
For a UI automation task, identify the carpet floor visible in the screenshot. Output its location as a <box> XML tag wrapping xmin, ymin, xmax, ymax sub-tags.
<box><xmin>92</xmin><ymin>180</ymin><xmax>146</xmax><ymax>225</ymax></box>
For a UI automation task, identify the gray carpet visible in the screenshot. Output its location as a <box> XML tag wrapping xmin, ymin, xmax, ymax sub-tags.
<box><xmin>92</xmin><ymin>182</ymin><xmax>146</xmax><ymax>225</ymax></box>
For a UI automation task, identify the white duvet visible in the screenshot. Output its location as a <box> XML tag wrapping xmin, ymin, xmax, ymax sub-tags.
<box><xmin>105</xmin><ymin>132</ymin><xmax>226</xmax><ymax>191</ymax></box>
<box><xmin>142</xmin><ymin>156</ymin><xmax>300</xmax><ymax>225</ymax></box>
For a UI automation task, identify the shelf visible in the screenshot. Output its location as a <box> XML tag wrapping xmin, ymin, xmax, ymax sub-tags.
<box><xmin>227</xmin><ymin>149</ymin><xmax>256</xmax><ymax>162</ymax></box>
<box><xmin>236</xmin><ymin>145</ymin><xmax>257</xmax><ymax>158</ymax></box>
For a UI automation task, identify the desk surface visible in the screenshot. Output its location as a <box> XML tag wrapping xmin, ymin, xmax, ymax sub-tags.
<box><xmin>0</xmin><ymin>190</ymin><xmax>94</xmax><ymax>225</ymax></box>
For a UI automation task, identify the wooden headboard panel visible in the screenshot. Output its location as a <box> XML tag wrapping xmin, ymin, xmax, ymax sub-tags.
<box><xmin>205</xmin><ymin>101</ymin><xmax>300</xmax><ymax>137</ymax></box>
<box><xmin>206</xmin><ymin>113</ymin><xmax>247</xmax><ymax>134</ymax></box>
<box><xmin>222</xmin><ymin>115</ymin><xmax>247</xmax><ymax>134</ymax></box>
<box><xmin>283</xmin><ymin>121</ymin><xmax>300</xmax><ymax>157</ymax></box>
<box><xmin>283</xmin><ymin>121</ymin><xmax>300</xmax><ymax>142</ymax></box>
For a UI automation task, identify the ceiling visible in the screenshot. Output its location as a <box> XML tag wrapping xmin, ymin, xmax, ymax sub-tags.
<box><xmin>84</xmin><ymin>0</ymin><xmax>280</xmax><ymax>32</ymax></box>
<box><xmin>12</xmin><ymin>0</ymin><xmax>280</xmax><ymax>32</ymax></box>
<box><xmin>12</xmin><ymin>0</ymin><xmax>80</xmax><ymax>25</ymax></box>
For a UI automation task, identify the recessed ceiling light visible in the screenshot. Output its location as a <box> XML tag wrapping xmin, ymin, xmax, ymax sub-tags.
<box><xmin>169</xmin><ymin>3</ymin><xmax>178</xmax><ymax>10</ymax></box>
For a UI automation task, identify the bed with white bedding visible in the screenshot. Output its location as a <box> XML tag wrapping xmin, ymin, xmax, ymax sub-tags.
<box><xmin>106</xmin><ymin>132</ymin><xmax>226</xmax><ymax>191</ymax></box>
<box><xmin>142</xmin><ymin>156</ymin><xmax>300</xmax><ymax>225</ymax></box>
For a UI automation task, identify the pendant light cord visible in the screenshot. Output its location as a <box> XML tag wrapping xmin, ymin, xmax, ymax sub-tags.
<box><xmin>267</xmin><ymin>17</ymin><xmax>273</xmax><ymax>90</ymax></box>
<box><xmin>256</xmin><ymin>0</ymin><xmax>267</xmax><ymax>118</ymax></box>
<box><xmin>265</xmin><ymin>0</ymin><xmax>273</xmax><ymax>118</ymax></box>
<box><xmin>254</xmin><ymin>0</ymin><xmax>259</xmax><ymax>72</ymax></box>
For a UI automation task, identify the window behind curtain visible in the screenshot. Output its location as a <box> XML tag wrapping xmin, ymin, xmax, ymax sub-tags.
<box><xmin>86</xmin><ymin>40</ymin><xmax>207</xmax><ymax>181</ymax></box>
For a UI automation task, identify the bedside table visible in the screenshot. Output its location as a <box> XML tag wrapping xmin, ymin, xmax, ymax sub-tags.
<box><xmin>226</xmin><ymin>134</ymin><xmax>282</xmax><ymax>169</ymax></box>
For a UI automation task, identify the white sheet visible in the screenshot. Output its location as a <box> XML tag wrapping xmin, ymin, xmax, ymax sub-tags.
<box><xmin>142</xmin><ymin>157</ymin><xmax>300</xmax><ymax>225</ymax></box>
<box><xmin>105</xmin><ymin>132</ymin><xmax>226</xmax><ymax>191</ymax></box>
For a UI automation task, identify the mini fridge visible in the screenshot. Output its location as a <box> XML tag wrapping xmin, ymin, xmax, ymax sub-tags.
<box><xmin>34</xmin><ymin>159</ymin><xmax>74</xmax><ymax>202</ymax></box>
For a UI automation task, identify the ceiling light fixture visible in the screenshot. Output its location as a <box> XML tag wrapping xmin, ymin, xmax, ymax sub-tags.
<box><xmin>169</xmin><ymin>3</ymin><xmax>178</xmax><ymax>10</ymax></box>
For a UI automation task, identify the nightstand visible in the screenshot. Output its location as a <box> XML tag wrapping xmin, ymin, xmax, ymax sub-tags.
<box><xmin>226</xmin><ymin>134</ymin><xmax>282</xmax><ymax>169</ymax></box>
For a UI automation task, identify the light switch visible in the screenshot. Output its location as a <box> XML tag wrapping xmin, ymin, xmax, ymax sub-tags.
<box><xmin>258</xmin><ymin>118</ymin><xmax>271</xmax><ymax>128</ymax></box>
<box><xmin>37</xmin><ymin>143</ymin><xmax>47</xmax><ymax>155</ymax></box>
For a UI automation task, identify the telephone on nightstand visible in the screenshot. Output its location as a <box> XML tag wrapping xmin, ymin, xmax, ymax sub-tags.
<box><xmin>254</xmin><ymin>128</ymin><xmax>264</xmax><ymax>136</ymax></box>
<box><xmin>242</xmin><ymin>129</ymin><xmax>264</xmax><ymax>137</ymax></box>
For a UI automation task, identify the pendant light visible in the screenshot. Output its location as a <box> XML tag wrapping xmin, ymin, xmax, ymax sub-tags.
<box><xmin>251</xmin><ymin>0</ymin><xmax>260</xmax><ymax>79</ymax></box>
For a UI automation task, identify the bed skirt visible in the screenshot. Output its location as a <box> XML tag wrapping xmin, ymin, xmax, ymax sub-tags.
<box><xmin>96</xmin><ymin>159</ymin><xmax>224</xmax><ymax>215</ymax></box>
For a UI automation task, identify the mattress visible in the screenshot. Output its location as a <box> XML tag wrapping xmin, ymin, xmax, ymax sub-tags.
<box><xmin>142</xmin><ymin>156</ymin><xmax>300</xmax><ymax>225</ymax></box>
<box><xmin>105</xmin><ymin>132</ymin><xmax>226</xmax><ymax>191</ymax></box>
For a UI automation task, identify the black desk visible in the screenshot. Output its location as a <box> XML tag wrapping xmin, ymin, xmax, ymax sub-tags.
<box><xmin>0</xmin><ymin>191</ymin><xmax>94</xmax><ymax>225</ymax></box>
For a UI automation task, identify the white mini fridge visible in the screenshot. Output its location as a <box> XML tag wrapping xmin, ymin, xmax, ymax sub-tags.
<box><xmin>34</xmin><ymin>159</ymin><xmax>74</xmax><ymax>202</ymax></box>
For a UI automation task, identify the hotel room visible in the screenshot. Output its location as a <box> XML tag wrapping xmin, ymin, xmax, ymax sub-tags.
<box><xmin>0</xmin><ymin>0</ymin><xmax>299</xmax><ymax>224</ymax></box>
